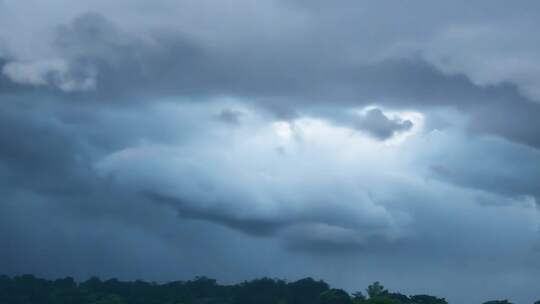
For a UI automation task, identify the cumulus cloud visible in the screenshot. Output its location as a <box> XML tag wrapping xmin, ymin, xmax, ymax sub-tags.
<box><xmin>0</xmin><ymin>97</ymin><xmax>539</xmax><ymax>304</ymax></box>
<box><xmin>93</xmin><ymin>112</ymin><xmax>408</xmax><ymax>245</ymax></box>
<box><xmin>1</xmin><ymin>8</ymin><xmax>540</xmax><ymax>148</ymax></box>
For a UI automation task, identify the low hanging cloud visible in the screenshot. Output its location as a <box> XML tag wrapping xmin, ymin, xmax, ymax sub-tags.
<box><xmin>1</xmin><ymin>10</ymin><xmax>540</xmax><ymax>149</ymax></box>
<box><xmin>354</xmin><ymin>108</ymin><xmax>413</xmax><ymax>140</ymax></box>
<box><xmin>1</xmin><ymin>2</ymin><xmax>540</xmax><ymax>304</ymax></box>
<box><xmin>94</xmin><ymin>112</ymin><xmax>409</xmax><ymax>248</ymax></box>
<box><xmin>2</xmin><ymin>59</ymin><xmax>96</xmax><ymax>92</ymax></box>
<box><xmin>215</xmin><ymin>108</ymin><xmax>244</xmax><ymax>125</ymax></box>
<box><xmin>0</xmin><ymin>97</ymin><xmax>539</xmax><ymax>304</ymax></box>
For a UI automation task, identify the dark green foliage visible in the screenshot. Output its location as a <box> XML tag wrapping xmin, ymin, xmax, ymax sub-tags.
<box><xmin>352</xmin><ymin>291</ymin><xmax>366</xmax><ymax>303</ymax></box>
<box><xmin>0</xmin><ymin>274</ymin><xmax>523</xmax><ymax>304</ymax></box>
<box><xmin>367</xmin><ymin>297</ymin><xmax>398</xmax><ymax>304</ymax></box>
<box><xmin>482</xmin><ymin>301</ymin><xmax>513</xmax><ymax>304</ymax></box>
<box><xmin>320</xmin><ymin>289</ymin><xmax>352</xmax><ymax>304</ymax></box>
<box><xmin>367</xmin><ymin>282</ymin><xmax>388</xmax><ymax>299</ymax></box>
<box><xmin>90</xmin><ymin>294</ymin><xmax>126</xmax><ymax>304</ymax></box>
<box><xmin>357</xmin><ymin>283</ymin><xmax>447</xmax><ymax>304</ymax></box>
<box><xmin>288</xmin><ymin>277</ymin><xmax>330</xmax><ymax>304</ymax></box>
<box><xmin>233</xmin><ymin>277</ymin><xmax>287</xmax><ymax>304</ymax></box>
<box><xmin>409</xmin><ymin>295</ymin><xmax>447</xmax><ymax>304</ymax></box>
<box><xmin>0</xmin><ymin>274</ymin><xmax>328</xmax><ymax>304</ymax></box>
<box><xmin>385</xmin><ymin>292</ymin><xmax>411</xmax><ymax>303</ymax></box>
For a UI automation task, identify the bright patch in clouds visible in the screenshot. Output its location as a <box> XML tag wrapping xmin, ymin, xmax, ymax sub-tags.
<box><xmin>95</xmin><ymin>102</ymin><xmax>424</xmax><ymax>248</ymax></box>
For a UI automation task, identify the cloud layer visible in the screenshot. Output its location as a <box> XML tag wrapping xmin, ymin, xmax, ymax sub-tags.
<box><xmin>1</xmin><ymin>2</ymin><xmax>540</xmax><ymax>304</ymax></box>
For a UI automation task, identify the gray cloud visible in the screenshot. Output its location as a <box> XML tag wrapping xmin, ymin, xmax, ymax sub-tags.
<box><xmin>2</xmin><ymin>12</ymin><xmax>540</xmax><ymax>150</ymax></box>
<box><xmin>424</xmin><ymin>132</ymin><xmax>540</xmax><ymax>203</ymax></box>
<box><xmin>1</xmin><ymin>3</ymin><xmax>540</xmax><ymax>304</ymax></box>
<box><xmin>354</xmin><ymin>108</ymin><xmax>413</xmax><ymax>140</ymax></box>
<box><xmin>0</xmin><ymin>96</ymin><xmax>539</xmax><ymax>304</ymax></box>
<box><xmin>215</xmin><ymin>109</ymin><xmax>244</xmax><ymax>125</ymax></box>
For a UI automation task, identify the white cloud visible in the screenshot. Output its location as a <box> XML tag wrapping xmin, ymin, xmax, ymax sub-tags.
<box><xmin>94</xmin><ymin>103</ymin><xmax>421</xmax><ymax>245</ymax></box>
<box><xmin>2</xmin><ymin>59</ymin><xmax>96</xmax><ymax>91</ymax></box>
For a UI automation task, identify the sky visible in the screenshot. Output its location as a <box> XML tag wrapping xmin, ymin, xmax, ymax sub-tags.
<box><xmin>1</xmin><ymin>1</ymin><xmax>540</xmax><ymax>303</ymax></box>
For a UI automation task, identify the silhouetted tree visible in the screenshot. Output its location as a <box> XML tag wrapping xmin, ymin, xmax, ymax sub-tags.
<box><xmin>385</xmin><ymin>292</ymin><xmax>411</xmax><ymax>304</ymax></box>
<box><xmin>320</xmin><ymin>289</ymin><xmax>352</xmax><ymax>304</ymax></box>
<box><xmin>90</xmin><ymin>294</ymin><xmax>125</xmax><ymax>304</ymax></box>
<box><xmin>233</xmin><ymin>277</ymin><xmax>286</xmax><ymax>304</ymax></box>
<box><xmin>288</xmin><ymin>277</ymin><xmax>330</xmax><ymax>304</ymax></box>
<box><xmin>352</xmin><ymin>291</ymin><xmax>367</xmax><ymax>303</ymax></box>
<box><xmin>410</xmin><ymin>294</ymin><xmax>447</xmax><ymax>304</ymax></box>
<box><xmin>367</xmin><ymin>282</ymin><xmax>388</xmax><ymax>299</ymax></box>
<box><xmin>0</xmin><ymin>274</ymin><xmax>521</xmax><ymax>304</ymax></box>
<box><xmin>482</xmin><ymin>301</ymin><xmax>513</xmax><ymax>304</ymax></box>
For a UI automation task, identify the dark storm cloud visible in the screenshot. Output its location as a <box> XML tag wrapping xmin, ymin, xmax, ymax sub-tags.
<box><xmin>0</xmin><ymin>102</ymin><xmax>84</xmax><ymax>193</ymax></box>
<box><xmin>4</xmin><ymin>12</ymin><xmax>540</xmax><ymax>150</ymax></box>
<box><xmin>426</xmin><ymin>135</ymin><xmax>540</xmax><ymax>203</ymax></box>
<box><xmin>215</xmin><ymin>109</ymin><xmax>244</xmax><ymax>125</ymax></box>
<box><xmin>0</xmin><ymin>100</ymin><xmax>268</xmax><ymax>281</ymax></box>
<box><xmin>354</xmin><ymin>108</ymin><xmax>413</xmax><ymax>140</ymax></box>
<box><xmin>143</xmin><ymin>187</ymin><xmax>398</xmax><ymax>243</ymax></box>
<box><xmin>0</xmin><ymin>98</ymin><xmax>405</xmax><ymax>285</ymax></box>
<box><xmin>0</xmin><ymin>97</ymin><xmax>390</xmax><ymax>248</ymax></box>
<box><xmin>54</xmin><ymin>12</ymin><xmax>211</xmax><ymax>98</ymax></box>
<box><xmin>145</xmin><ymin>191</ymin><xmax>286</xmax><ymax>236</ymax></box>
<box><xmin>1</xmin><ymin>2</ymin><xmax>540</xmax><ymax>304</ymax></box>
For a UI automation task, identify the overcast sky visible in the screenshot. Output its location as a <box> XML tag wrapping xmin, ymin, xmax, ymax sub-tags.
<box><xmin>1</xmin><ymin>1</ymin><xmax>540</xmax><ymax>303</ymax></box>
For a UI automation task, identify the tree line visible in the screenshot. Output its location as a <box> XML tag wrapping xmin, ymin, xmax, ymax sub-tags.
<box><xmin>0</xmin><ymin>274</ymin><xmax>533</xmax><ymax>304</ymax></box>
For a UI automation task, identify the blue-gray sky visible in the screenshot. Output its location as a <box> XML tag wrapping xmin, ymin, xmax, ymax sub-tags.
<box><xmin>1</xmin><ymin>1</ymin><xmax>540</xmax><ymax>303</ymax></box>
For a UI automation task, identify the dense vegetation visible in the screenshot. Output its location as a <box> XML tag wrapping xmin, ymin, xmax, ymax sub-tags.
<box><xmin>0</xmin><ymin>274</ymin><xmax>531</xmax><ymax>304</ymax></box>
